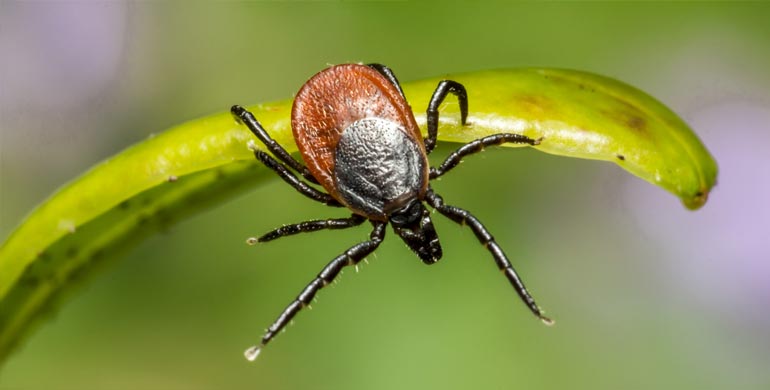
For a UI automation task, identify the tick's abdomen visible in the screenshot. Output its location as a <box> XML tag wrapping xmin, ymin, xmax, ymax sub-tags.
<box><xmin>334</xmin><ymin>117</ymin><xmax>427</xmax><ymax>220</ymax></box>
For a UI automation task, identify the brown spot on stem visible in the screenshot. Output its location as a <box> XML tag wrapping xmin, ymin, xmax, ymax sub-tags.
<box><xmin>512</xmin><ymin>94</ymin><xmax>552</xmax><ymax>117</ymax></box>
<box><xmin>627</xmin><ymin>115</ymin><xmax>646</xmax><ymax>131</ymax></box>
<box><xmin>602</xmin><ymin>109</ymin><xmax>648</xmax><ymax>135</ymax></box>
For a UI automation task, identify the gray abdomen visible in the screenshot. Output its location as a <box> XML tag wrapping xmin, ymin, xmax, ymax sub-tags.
<box><xmin>334</xmin><ymin>117</ymin><xmax>427</xmax><ymax>219</ymax></box>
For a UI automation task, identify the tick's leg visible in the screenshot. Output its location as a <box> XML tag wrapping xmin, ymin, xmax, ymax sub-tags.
<box><xmin>425</xmin><ymin>189</ymin><xmax>553</xmax><ymax>325</ymax></box>
<box><xmin>254</xmin><ymin>150</ymin><xmax>343</xmax><ymax>207</ymax></box>
<box><xmin>367</xmin><ymin>63</ymin><xmax>406</xmax><ymax>99</ymax></box>
<box><xmin>231</xmin><ymin>104</ymin><xmax>319</xmax><ymax>184</ymax></box>
<box><xmin>425</xmin><ymin>80</ymin><xmax>468</xmax><ymax>155</ymax></box>
<box><xmin>244</xmin><ymin>221</ymin><xmax>387</xmax><ymax>361</ymax></box>
<box><xmin>252</xmin><ymin>214</ymin><xmax>366</xmax><ymax>243</ymax></box>
<box><xmin>430</xmin><ymin>134</ymin><xmax>542</xmax><ymax>179</ymax></box>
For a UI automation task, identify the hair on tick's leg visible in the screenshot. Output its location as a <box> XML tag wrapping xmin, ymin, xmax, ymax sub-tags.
<box><xmin>244</xmin><ymin>222</ymin><xmax>387</xmax><ymax>361</ymax></box>
<box><xmin>425</xmin><ymin>189</ymin><xmax>553</xmax><ymax>325</ymax></box>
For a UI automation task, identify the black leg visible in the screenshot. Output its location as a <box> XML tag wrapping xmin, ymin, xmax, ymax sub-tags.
<box><xmin>245</xmin><ymin>221</ymin><xmax>387</xmax><ymax>361</ymax></box>
<box><xmin>253</xmin><ymin>214</ymin><xmax>366</xmax><ymax>243</ymax></box>
<box><xmin>367</xmin><ymin>63</ymin><xmax>406</xmax><ymax>99</ymax></box>
<box><xmin>254</xmin><ymin>150</ymin><xmax>343</xmax><ymax>207</ymax></box>
<box><xmin>425</xmin><ymin>189</ymin><xmax>553</xmax><ymax>325</ymax></box>
<box><xmin>231</xmin><ymin>104</ymin><xmax>319</xmax><ymax>184</ymax></box>
<box><xmin>430</xmin><ymin>134</ymin><xmax>542</xmax><ymax>179</ymax></box>
<box><xmin>425</xmin><ymin>80</ymin><xmax>468</xmax><ymax>155</ymax></box>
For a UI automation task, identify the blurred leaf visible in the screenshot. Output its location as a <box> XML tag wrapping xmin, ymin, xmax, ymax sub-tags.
<box><xmin>0</xmin><ymin>68</ymin><xmax>716</xmax><ymax>363</ymax></box>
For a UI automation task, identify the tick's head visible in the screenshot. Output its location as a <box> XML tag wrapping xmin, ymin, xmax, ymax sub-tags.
<box><xmin>390</xmin><ymin>199</ymin><xmax>442</xmax><ymax>264</ymax></box>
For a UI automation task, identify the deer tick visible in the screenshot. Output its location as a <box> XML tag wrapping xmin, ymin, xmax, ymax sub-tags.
<box><xmin>231</xmin><ymin>63</ymin><xmax>551</xmax><ymax>361</ymax></box>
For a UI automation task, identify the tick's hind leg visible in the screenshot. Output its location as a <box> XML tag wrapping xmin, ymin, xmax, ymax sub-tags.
<box><xmin>425</xmin><ymin>189</ymin><xmax>553</xmax><ymax>325</ymax></box>
<box><xmin>251</xmin><ymin>214</ymin><xmax>366</xmax><ymax>243</ymax></box>
<box><xmin>430</xmin><ymin>133</ymin><xmax>541</xmax><ymax>179</ymax></box>
<box><xmin>231</xmin><ymin>104</ymin><xmax>319</xmax><ymax>184</ymax></box>
<box><xmin>244</xmin><ymin>221</ymin><xmax>387</xmax><ymax>361</ymax></box>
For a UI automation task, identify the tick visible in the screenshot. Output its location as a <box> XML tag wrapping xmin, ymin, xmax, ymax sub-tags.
<box><xmin>231</xmin><ymin>63</ymin><xmax>551</xmax><ymax>361</ymax></box>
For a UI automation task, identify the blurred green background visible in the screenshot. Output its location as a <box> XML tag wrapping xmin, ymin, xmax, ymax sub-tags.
<box><xmin>1</xmin><ymin>2</ymin><xmax>769</xmax><ymax>389</ymax></box>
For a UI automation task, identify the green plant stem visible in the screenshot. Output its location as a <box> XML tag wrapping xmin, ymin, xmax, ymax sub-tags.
<box><xmin>0</xmin><ymin>68</ymin><xmax>717</xmax><ymax>363</ymax></box>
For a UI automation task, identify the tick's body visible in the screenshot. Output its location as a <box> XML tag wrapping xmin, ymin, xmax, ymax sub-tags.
<box><xmin>292</xmin><ymin>65</ymin><xmax>428</xmax><ymax>220</ymax></box>
<box><xmin>232</xmin><ymin>63</ymin><xmax>551</xmax><ymax>361</ymax></box>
